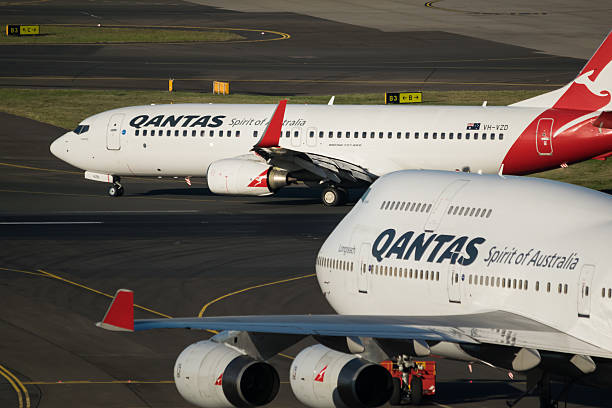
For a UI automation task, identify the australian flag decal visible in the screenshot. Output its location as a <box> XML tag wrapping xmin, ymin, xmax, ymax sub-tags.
<box><xmin>466</xmin><ymin>122</ymin><xmax>481</xmax><ymax>130</ymax></box>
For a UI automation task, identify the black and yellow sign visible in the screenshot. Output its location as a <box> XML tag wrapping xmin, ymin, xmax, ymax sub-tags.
<box><xmin>385</xmin><ymin>92</ymin><xmax>422</xmax><ymax>104</ymax></box>
<box><xmin>6</xmin><ymin>25</ymin><xmax>40</xmax><ymax>36</ymax></box>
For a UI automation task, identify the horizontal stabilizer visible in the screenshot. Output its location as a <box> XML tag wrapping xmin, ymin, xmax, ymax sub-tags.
<box><xmin>96</xmin><ymin>289</ymin><xmax>134</xmax><ymax>332</ymax></box>
<box><xmin>593</xmin><ymin>111</ymin><xmax>612</xmax><ymax>129</ymax></box>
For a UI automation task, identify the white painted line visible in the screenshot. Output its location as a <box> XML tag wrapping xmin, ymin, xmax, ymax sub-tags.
<box><xmin>56</xmin><ymin>210</ymin><xmax>199</xmax><ymax>213</ymax></box>
<box><xmin>0</xmin><ymin>222</ymin><xmax>103</xmax><ymax>225</ymax></box>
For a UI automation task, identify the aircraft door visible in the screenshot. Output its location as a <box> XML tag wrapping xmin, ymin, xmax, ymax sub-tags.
<box><xmin>424</xmin><ymin>179</ymin><xmax>469</xmax><ymax>232</ymax></box>
<box><xmin>578</xmin><ymin>264</ymin><xmax>595</xmax><ymax>318</ymax></box>
<box><xmin>447</xmin><ymin>264</ymin><xmax>462</xmax><ymax>303</ymax></box>
<box><xmin>106</xmin><ymin>113</ymin><xmax>124</xmax><ymax>150</ymax></box>
<box><xmin>357</xmin><ymin>242</ymin><xmax>371</xmax><ymax>294</ymax></box>
<box><xmin>291</xmin><ymin>127</ymin><xmax>302</xmax><ymax>147</ymax></box>
<box><xmin>536</xmin><ymin>118</ymin><xmax>554</xmax><ymax>156</ymax></box>
<box><xmin>306</xmin><ymin>127</ymin><xmax>317</xmax><ymax>147</ymax></box>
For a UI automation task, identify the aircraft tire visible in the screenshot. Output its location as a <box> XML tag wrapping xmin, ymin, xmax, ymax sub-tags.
<box><xmin>409</xmin><ymin>376</ymin><xmax>423</xmax><ymax>405</ymax></box>
<box><xmin>322</xmin><ymin>187</ymin><xmax>343</xmax><ymax>206</ymax></box>
<box><xmin>108</xmin><ymin>185</ymin><xmax>121</xmax><ymax>197</ymax></box>
<box><xmin>389</xmin><ymin>377</ymin><xmax>402</xmax><ymax>406</ymax></box>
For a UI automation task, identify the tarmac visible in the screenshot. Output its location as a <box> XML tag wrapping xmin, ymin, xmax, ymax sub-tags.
<box><xmin>0</xmin><ymin>0</ymin><xmax>611</xmax><ymax>407</ymax></box>
<box><xmin>0</xmin><ymin>0</ymin><xmax>591</xmax><ymax>94</ymax></box>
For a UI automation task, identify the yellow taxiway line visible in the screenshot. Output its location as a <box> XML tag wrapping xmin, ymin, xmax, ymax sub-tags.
<box><xmin>0</xmin><ymin>364</ymin><xmax>30</xmax><ymax>408</ymax></box>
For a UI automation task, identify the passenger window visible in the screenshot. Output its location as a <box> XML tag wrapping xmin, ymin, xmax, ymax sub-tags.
<box><xmin>227</xmin><ymin>130</ymin><xmax>232</xmax><ymax>137</ymax></box>
<box><xmin>345</xmin><ymin>131</ymin><xmax>350</xmax><ymax>138</ymax></box>
<box><xmin>453</xmin><ymin>206</ymin><xmax>459</xmax><ymax>215</ymax></box>
<box><xmin>294</xmin><ymin>131</ymin><xmax>299</xmax><ymax>138</ymax></box>
<box><xmin>405</xmin><ymin>132</ymin><xmax>410</xmax><ymax>139</ymax></box>
<box><xmin>143</xmin><ymin>129</ymin><xmax>148</xmax><ymax>136</ymax></box>
<box><xmin>449</xmin><ymin>133</ymin><xmax>453</xmax><ymax>139</ymax></box>
<box><xmin>457</xmin><ymin>133</ymin><xmax>462</xmax><ymax>139</ymax></box>
<box><xmin>547</xmin><ymin>282</ymin><xmax>551</xmax><ymax>292</ymax></box>
<box><xmin>253</xmin><ymin>130</ymin><xmax>258</xmax><ymax>138</ymax></box>
<box><xmin>354</xmin><ymin>131</ymin><xmax>359</xmax><ymax>138</ymax></box>
<box><xmin>309</xmin><ymin>131</ymin><xmax>315</xmax><ymax>138</ymax></box>
<box><xmin>486</xmin><ymin>209</ymin><xmax>492</xmax><ymax>218</ymax></box>
<box><xmin>432</xmin><ymin>132</ymin><xmax>437</xmax><ymax>139</ymax></box>
<box><xmin>414</xmin><ymin>132</ymin><xmax>419</xmax><ymax>139</ymax></box>
<box><xmin>236</xmin><ymin>130</ymin><xmax>240</xmax><ymax>137</ymax></box>
<box><xmin>404</xmin><ymin>202</ymin><xmax>411</xmax><ymax>211</ymax></box>
<box><xmin>210</xmin><ymin>130</ymin><xmax>214</xmax><ymax>137</ymax></box>
<box><xmin>362</xmin><ymin>131</ymin><xmax>367</xmax><ymax>138</ymax></box>
<box><xmin>135</xmin><ymin>129</ymin><xmax>140</xmax><ymax>136</ymax></box>
<box><xmin>458</xmin><ymin>207</ymin><xmax>464</xmax><ymax>215</ymax></box>
<box><xmin>474</xmin><ymin>133</ymin><xmax>479</xmax><ymax>140</ymax></box>
<box><xmin>448</xmin><ymin>206</ymin><xmax>454</xmax><ymax>214</ymax></box>
<box><xmin>337</xmin><ymin>131</ymin><xmax>342</xmax><ymax>138</ymax></box>
<box><xmin>192</xmin><ymin>130</ymin><xmax>196</xmax><ymax>137</ymax></box>
<box><xmin>469</xmin><ymin>208</ymin><xmax>476</xmax><ymax>216</ymax></box>
<box><xmin>329</xmin><ymin>131</ymin><xmax>334</xmax><ymax>138</ymax></box>
<box><xmin>465</xmin><ymin>133</ymin><xmax>470</xmax><ymax>140</ymax></box>
<box><xmin>175</xmin><ymin>130</ymin><xmax>179</xmax><ymax>136</ymax></box>
<box><xmin>399</xmin><ymin>202</ymin><xmax>405</xmax><ymax>210</ymax></box>
<box><xmin>396</xmin><ymin>132</ymin><xmax>401</xmax><ymax>139</ymax></box>
<box><xmin>499</xmin><ymin>133</ymin><xmax>504</xmax><ymax>140</ymax></box>
<box><xmin>167</xmin><ymin>130</ymin><xmax>171</xmax><ymax>136</ymax></box>
<box><xmin>379</xmin><ymin>132</ymin><xmax>384</xmax><ymax>139</ymax></box>
<box><xmin>151</xmin><ymin>130</ymin><xmax>156</xmax><ymax>136</ymax></box>
<box><xmin>285</xmin><ymin>131</ymin><xmax>290</xmax><ymax>138</ymax></box>
<box><xmin>219</xmin><ymin>130</ymin><xmax>223</xmax><ymax>137</ymax></box>
<box><xmin>424</xmin><ymin>132</ymin><xmax>428</xmax><ymax>139</ymax></box>
<box><xmin>410</xmin><ymin>203</ymin><xmax>416</xmax><ymax>211</ymax></box>
<box><xmin>426</xmin><ymin>204</ymin><xmax>432</xmax><ymax>212</ymax></box>
<box><xmin>370</xmin><ymin>131</ymin><xmax>375</xmax><ymax>138</ymax></box>
<box><xmin>490</xmin><ymin>133</ymin><xmax>495</xmax><ymax>140</ymax></box>
<box><xmin>183</xmin><ymin>130</ymin><xmax>187</xmax><ymax>137</ymax></box>
<box><xmin>200</xmin><ymin>130</ymin><xmax>205</xmax><ymax>137</ymax></box>
<box><xmin>319</xmin><ymin>131</ymin><xmax>324</xmax><ymax>138</ymax></box>
<box><xmin>441</xmin><ymin>132</ymin><xmax>445</xmax><ymax>139</ymax></box>
<box><xmin>480</xmin><ymin>209</ymin><xmax>486</xmax><ymax>218</ymax></box>
<box><xmin>380</xmin><ymin>201</ymin><xmax>386</xmax><ymax>209</ymax></box>
<box><xmin>436</xmin><ymin>271</ymin><xmax>440</xmax><ymax>281</ymax></box>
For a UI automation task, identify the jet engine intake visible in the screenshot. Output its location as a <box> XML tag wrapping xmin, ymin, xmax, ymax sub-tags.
<box><xmin>207</xmin><ymin>157</ymin><xmax>289</xmax><ymax>196</ymax></box>
<box><xmin>290</xmin><ymin>344</ymin><xmax>392</xmax><ymax>408</ymax></box>
<box><xmin>174</xmin><ymin>340</ymin><xmax>279</xmax><ymax>408</ymax></box>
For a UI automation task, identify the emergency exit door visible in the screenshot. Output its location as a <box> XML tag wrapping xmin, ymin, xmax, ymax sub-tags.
<box><xmin>536</xmin><ymin>118</ymin><xmax>554</xmax><ymax>156</ymax></box>
<box><xmin>447</xmin><ymin>264</ymin><xmax>462</xmax><ymax>303</ymax></box>
<box><xmin>578</xmin><ymin>264</ymin><xmax>595</xmax><ymax>318</ymax></box>
<box><xmin>358</xmin><ymin>243</ymin><xmax>370</xmax><ymax>294</ymax></box>
<box><xmin>107</xmin><ymin>113</ymin><xmax>124</xmax><ymax>150</ymax></box>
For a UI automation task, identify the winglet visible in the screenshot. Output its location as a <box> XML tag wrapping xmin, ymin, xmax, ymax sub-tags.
<box><xmin>96</xmin><ymin>289</ymin><xmax>134</xmax><ymax>332</ymax></box>
<box><xmin>254</xmin><ymin>100</ymin><xmax>287</xmax><ymax>148</ymax></box>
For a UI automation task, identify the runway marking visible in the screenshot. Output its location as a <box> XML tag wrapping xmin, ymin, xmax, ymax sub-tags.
<box><xmin>0</xmin><ymin>24</ymin><xmax>290</xmax><ymax>45</ymax></box>
<box><xmin>198</xmin><ymin>273</ymin><xmax>316</xmax><ymax>317</ymax></box>
<box><xmin>0</xmin><ymin>162</ymin><xmax>80</xmax><ymax>175</ymax></box>
<box><xmin>433</xmin><ymin>403</ymin><xmax>453</xmax><ymax>408</ymax></box>
<box><xmin>22</xmin><ymin>380</ymin><xmax>173</xmax><ymax>385</ymax></box>
<box><xmin>56</xmin><ymin>210</ymin><xmax>200</xmax><ymax>213</ymax></box>
<box><xmin>0</xmin><ymin>75</ymin><xmax>562</xmax><ymax>88</ymax></box>
<box><xmin>425</xmin><ymin>0</ymin><xmax>547</xmax><ymax>16</ymax></box>
<box><xmin>0</xmin><ymin>221</ymin><xmax>103</xmax><ymax>225</ymax></box>
<box><xmin>0</xmin><ymin>188</ymin><xmax>219</xmax><ymax>203</ymax></box>
<box><xmin>0</xmin><ymin>363</ymin><xmax>30</xmax><ymax>408</ymax></box>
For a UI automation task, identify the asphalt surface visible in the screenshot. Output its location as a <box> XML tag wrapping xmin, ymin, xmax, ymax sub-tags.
<box><xmin>0</xmin><ymin>0</ymin><xmax>588</xmax><ymax>94</ymax></box>
<box><xmin>1</xmin><ymin>116</ymin><xmax>611</xmax><ymax>408</ymax></box>
<box><xmin>1</xmin><ymin>0</ymin><xmax>611</xmax><ymax>407</ymax></box>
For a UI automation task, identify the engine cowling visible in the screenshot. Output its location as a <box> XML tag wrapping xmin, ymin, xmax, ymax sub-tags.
<box><xmin>174</xmin><ymin>340</ymin><xmax>280</xmax><ymax>408</ymax></box>
<box><xmin>207</xmin><ymin>157</ymin><xmax>289</xmax><ymax>196</ymax></box>
<box><xmin>290</xmin><ymin>345</ymin><xmax>392</xmax><ymax>408</ymax></box>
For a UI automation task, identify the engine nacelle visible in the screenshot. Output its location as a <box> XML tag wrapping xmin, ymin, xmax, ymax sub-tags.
<box><xmin>290</xmin><ymin>345</ymin><xmax>392</xmax><ymax>408</ymax></box>
<box><xmin>207</xmin><ymin>157</ymin><xmax>289</xmax><ymax>196</ymax></box>
<box><xmin>174</xmin><ymin>340</ymin><xmax>279</xmax><ymax>408</ymax></box>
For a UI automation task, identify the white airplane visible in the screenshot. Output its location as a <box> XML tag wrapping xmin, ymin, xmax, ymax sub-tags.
<box><xmin>50</xmin><ymin>32</ymin><xmax>612</xmax><ymax>206</ymax></box>
<box><xmin>98</xmin><ymin>170</ymin><xmax>612</xmax><ymax>408</ymax></box>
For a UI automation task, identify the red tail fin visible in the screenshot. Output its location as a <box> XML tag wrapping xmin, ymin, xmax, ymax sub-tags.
<box><xmin>254</xmin><ymin>100</ymin><xmax>287</xmax><ymax>148</ymax></box>
<box><xmin>513</xmin><ymin>31</ymin><xmax>612</xmax><ymax>111</ymax></box>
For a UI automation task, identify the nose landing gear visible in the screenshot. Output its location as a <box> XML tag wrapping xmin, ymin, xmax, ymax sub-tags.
<box><xmin>108</xmin><ymin>177</ymin><xmax>124</xmax><ymax>197</ymax></box>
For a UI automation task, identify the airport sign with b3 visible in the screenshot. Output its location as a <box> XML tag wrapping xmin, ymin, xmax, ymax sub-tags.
<box><xmin>6</xmin><ymin>25</ymin><xmax>40</xmax><ymax>36</ymax></box>
<box><xmin>385</xmin><ymin>92</ymin><xmax>422</xmax><ymax>104</ymax></box>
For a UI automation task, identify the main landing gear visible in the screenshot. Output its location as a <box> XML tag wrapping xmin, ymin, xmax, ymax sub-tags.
<box><xmin>321</xmin><ymin>186</ymin><xmax>347</xmax><ymax>207</ymax></box>
<box><xmin>506</xmin><ymin>372</ymin><xmax>572</xmax><ymax>408</ymax></box>
<box><xmin>108</xmin><ymin>177</ymin><xmax>124</xmax><ymax>197</ymax></box>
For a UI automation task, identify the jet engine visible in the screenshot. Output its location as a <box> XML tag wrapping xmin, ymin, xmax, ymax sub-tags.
<box><xmin>290</xmin><ymin>345</ymin><xmax>392</xmax><ymax>408</ymax></box>
<box><xmin>174</xmin><ymin>340</ymin><xmax>279</xmax><ymax>408</ymax></box>
<box><xmin>206</xmin><ymin>157</ymin><xmax>289</xmax><ymax>196</ymax></box>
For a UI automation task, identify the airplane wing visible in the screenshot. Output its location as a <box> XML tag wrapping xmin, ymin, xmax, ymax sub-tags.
<box><xmin>251</xmin><ymin>100</ymin><xmax>376</xmax><ymax>187</ymax></box>
<box><xmin>253</xmin><ymin>147</ymin><xmax>376</xmax><ymax>186</ymax></box>
<box><xmin>98</xmin><ymin>290</ymin><xmax>612</xmax><ymax>360</ymax></box>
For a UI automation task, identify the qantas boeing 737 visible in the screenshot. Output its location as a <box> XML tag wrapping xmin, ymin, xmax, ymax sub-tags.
<box><xmin>51</xmin><ymin>32</ymin><xmax>612</xmax><ymax>205</ymax></box>
<box><xmin>99</xmin><ymin>170</ymin><xmax>612</xmax><ymax>408</ymax></box>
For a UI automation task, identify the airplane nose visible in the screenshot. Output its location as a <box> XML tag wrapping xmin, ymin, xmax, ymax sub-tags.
<box><xmin>50</xmin><ymin>133</ymin><xmax>69</xmax><ymax>160</ymax></box>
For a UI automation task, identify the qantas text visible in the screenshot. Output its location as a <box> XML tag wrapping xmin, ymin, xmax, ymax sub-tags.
<box><xmin>372</xmin><ymin>229</ymin><xmax>485</xmax><ymax>266</ymax></box>
<box><xmin>129</xmin><ymin>114</ymin><xmax>226</xmax><ymax>129</ymax></box>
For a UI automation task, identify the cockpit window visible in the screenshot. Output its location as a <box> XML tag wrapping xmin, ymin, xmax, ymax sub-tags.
<box><xmin>73</xmin><ymin>125</ymin><xmax>90</xmax><ymax>134</ymax></box>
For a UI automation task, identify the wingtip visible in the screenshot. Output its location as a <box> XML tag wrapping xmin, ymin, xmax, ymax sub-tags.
<box><xmin>97</xmin><ymin>289</ymin><xmax>134</xmax><ymax>332</ymax></box>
